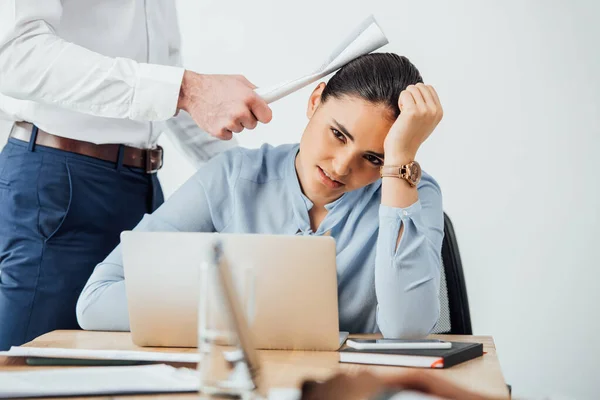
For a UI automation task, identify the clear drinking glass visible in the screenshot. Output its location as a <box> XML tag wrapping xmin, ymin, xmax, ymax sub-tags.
<box><xmin>197</xmin><ymin>246</ymin><xmax>256</xmax><ymax>399</ymax></box>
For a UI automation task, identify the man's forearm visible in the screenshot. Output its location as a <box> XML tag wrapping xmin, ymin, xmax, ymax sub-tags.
<box><xmin>0</xmin><ymin>7</ymin><xmax>183</xmax><ymax>122</ymax></box>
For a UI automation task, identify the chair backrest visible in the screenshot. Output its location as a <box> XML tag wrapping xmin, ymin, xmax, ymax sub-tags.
<box><xmin>431</xmin><ymin>212</ymin><xmax>473</xmax><ymax>334</ymax></box>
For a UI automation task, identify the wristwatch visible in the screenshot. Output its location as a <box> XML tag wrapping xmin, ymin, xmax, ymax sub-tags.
<box><xmin>380</xmin><ymin>161</ymin><xmax>422</xmax><ymax>187</ymax></box>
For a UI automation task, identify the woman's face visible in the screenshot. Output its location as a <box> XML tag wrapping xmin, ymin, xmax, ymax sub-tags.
<box><xmin>296</xmin><ymin>83</ymin><xmax>395</xmax><ymax>206</ymax></box>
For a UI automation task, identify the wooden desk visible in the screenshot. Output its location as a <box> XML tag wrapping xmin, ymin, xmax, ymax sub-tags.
<box><xmin>0</xmin><ymin>331</ymin><xmax>509</xmax><ymax>399</ymax></box>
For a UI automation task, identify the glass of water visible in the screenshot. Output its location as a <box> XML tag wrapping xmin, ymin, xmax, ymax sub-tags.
<box><xmin>197</xmin><ymin>243</ymin><xmax>257</xmax><ymax>398</ymax></box>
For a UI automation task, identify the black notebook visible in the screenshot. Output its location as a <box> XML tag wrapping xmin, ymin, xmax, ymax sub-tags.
<box><xmin>339</xmin><ymin>341</ymin><xmax>483</xmax><ymax>369</ymax></box>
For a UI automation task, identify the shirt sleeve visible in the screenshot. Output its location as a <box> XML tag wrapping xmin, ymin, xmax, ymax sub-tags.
<box><xmin>163</xmin><ymin>111</ymin><xmax>239</xmax><ymax>168</ymax></box>
<box><xmin>375</xmin><ymin>175</ymin><xmax>445</xmax><ymax>338</ymax></box>
<box><xmin>0</xmin><ymin>0</ymin><xmax>183</xmax><ymax>121</ymax></box>
<box><xmin>76</xmin><ymin>149</ymin><xmax>243</xmax><ymax>331</ymax></box>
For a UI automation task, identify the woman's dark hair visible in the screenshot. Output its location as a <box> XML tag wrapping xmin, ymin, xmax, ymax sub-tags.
<box><xmin>321</xmin><ymin>53</ymin><xmax>423</xmax><ymax>119</ymax></box>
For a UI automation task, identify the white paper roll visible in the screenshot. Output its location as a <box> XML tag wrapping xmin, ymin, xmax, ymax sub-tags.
<box><xmin>255</xmin><ymin>15</ymin><xmax>389</xmax><ymax>104</ymax></box>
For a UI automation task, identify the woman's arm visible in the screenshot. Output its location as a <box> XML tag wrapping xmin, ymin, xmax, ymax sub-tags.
<box><xmin>376</xmin><ymin>176</ymin><xmax>444</xmax><ymax>338</ymax></box>
<box><xmin>376</xmin><ymin>83</ymin><xmax>444</xmax><ymax>338</ymax></box>
<box><xmin>76</xmin><ymin>149</ymin><xmax>242</xmax><ymax>331</ymax></box>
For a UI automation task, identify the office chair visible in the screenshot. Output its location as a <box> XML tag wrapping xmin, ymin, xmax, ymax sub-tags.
<box><xmin>431</xmin><ymin>212</ymin><xmax>473</xmax><ymax>335</ymax></box>
<box><xmin>430</xmin><ymin>216</ymin><xmax>512</xmax><ymax>396</ymax></box>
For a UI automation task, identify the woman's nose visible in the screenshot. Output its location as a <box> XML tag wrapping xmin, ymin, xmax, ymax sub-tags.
<box><xmin>332</xmin><ymin>153</ymin><xmax>353</xmax><ymax>177</ymax></box>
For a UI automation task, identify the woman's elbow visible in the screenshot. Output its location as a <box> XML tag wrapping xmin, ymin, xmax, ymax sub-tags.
<box><xmin>378</xmin><ymin>287</ymin><xmax>441</xmax><ymax>339</ymax></box>
<box><xmin>75</xmin><ymin>289</ymin><xmax>95</xmax><ymax>330</ymax></box>
<box><xmin>380</xmin><ymin>307</ymin><xmax>439</xmax><ymax>339</ymax></box>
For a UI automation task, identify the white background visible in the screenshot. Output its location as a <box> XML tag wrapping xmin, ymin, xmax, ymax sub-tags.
<box><xmin>0</xmin><ymin>0</ymin><xmax>596</xmax><ymax>398</ymax></box>
<box><xmin>158</xmin><ymin>1</ymin><xmax>600</xmax><ymax>398</ymax></box>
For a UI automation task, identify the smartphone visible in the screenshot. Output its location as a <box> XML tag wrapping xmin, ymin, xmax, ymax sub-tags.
<box><xmin>345</xmin><ymin>339</ymin><xmax>452</xmax><ymax>350</ymax></box>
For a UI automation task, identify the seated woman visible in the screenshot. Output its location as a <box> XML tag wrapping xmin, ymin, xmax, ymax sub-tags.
<box><xmin>76</xmin><ymin>53</ymin><xmax>444</xmax><ymax>338</ymax></box>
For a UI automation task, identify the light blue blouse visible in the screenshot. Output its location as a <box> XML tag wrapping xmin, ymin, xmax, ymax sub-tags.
<box><xmin>77</xmin><ymin>143</ymin><xmax>444</xmax><ymax>338</ymax></box>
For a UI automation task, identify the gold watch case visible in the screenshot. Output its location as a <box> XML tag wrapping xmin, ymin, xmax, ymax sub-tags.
<box><xmin>380</xmin><ymin>161</ymin><xmax>422</xmax><ymax>187</ymax></box>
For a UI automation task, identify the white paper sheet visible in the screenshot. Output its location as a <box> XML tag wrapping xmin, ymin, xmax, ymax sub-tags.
<box><xmin>0</xmin><ymin>364</ymin><xmax>199</xmax><ymax>398</ymax></box>
<box><xmin>0</xmin><ymin>361</ymin><xmax>302</xmax><ymax>399</ymax></box>
<box><xmin>0</xmin><ymin>346</ymin><xmax>201</xmax><ymax>363</ymax></box>
<box><xmin>255</xmin><ymin>15</ymin><xmax>388</xmax><ymax>103</ymax></box>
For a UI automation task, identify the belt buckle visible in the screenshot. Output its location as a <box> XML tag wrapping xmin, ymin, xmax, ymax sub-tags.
<box><xmin>145</xmin><ymin>146</ymin><xmax>164</xmax><ymax>174</ymax></box>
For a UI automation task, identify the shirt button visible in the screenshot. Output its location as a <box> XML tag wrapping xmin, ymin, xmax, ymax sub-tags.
<box><xmin>403</xmin><ymin>211</ymin><xmax>408</xmax><ymax>216</ymax></box>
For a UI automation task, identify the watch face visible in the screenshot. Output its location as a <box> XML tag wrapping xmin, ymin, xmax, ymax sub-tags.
<box><xmin>409</xmin><ymin>162</ymin><xmax>422</xmax><ymax>184</ymax></box>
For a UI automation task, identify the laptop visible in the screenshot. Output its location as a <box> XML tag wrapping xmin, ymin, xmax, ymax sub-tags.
<box><xmin>120</xmin><ymin>231</ymin><xmax>344</xmax><ymax>351</ymax></box>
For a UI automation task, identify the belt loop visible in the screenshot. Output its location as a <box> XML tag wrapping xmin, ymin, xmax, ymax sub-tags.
<box><xmin>28</xmin><ymin>125</ymin><xmax>39</xmax><ymax>152</ymax></box>
<box><xmin>116</xmin><ymin>145</ymin><xmax>125</xmax><ymax>170</ymax></box>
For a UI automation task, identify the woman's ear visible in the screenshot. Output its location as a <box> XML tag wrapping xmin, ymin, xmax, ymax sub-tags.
<box><xmin>307</xmin><ymin>82</ymin><xmax>326</xmax><ymax>119</ymax></box>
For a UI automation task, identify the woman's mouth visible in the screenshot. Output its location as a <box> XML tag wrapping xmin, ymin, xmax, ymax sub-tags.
<box><xmin>317</xmin><ymin>166</ymin><xmax>344</xmax><ymax>189</ymax></box>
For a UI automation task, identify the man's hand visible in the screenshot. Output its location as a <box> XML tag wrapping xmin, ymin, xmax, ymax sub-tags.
<box><xmin>300</xmin><ymin>371</ymin><xmax>383</xmax><ymax>400</ymax></box>
<box><xmin>380</xmin><ymin>370</ymin><xmax>501</xmax><ymax>400</ymax></box>
<box><xmin>177</xmin><ymin>72</ymin><xmax>273</xmax><ymax>140</ymax></box>
<box><xmin>301</xmin><ymin>370</ymin><xmax>502</xmax><ymax>400</ymax></box>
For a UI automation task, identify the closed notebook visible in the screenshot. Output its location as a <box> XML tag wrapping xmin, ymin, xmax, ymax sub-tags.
<box><xmin>339</xmin><ymin>341</ymin><xmax>483</xmax><ymax>368</ymax></box>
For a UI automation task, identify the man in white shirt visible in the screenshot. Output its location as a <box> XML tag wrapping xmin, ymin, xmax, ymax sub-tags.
<box><xmin>0</xmin><ymin>1</ymin><xmax>272</xmax><ymax>350</ymax></box>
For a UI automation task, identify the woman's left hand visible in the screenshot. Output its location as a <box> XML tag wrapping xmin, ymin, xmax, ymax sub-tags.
<box><xmin>384</xmin><ymin>83</ymin><xmax>443</xmax><ymax>164</ymax></box>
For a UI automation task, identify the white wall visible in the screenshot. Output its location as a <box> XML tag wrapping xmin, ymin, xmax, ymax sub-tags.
<box><xmin>159</xmin><ymin>1</ymin><xmax>600</xmax><ymax>398</ymax></box>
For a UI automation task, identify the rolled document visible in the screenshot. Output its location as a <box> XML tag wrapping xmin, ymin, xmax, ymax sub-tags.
<box><xmin>256</xmin><ymin>15</ymin><xmax>389</xmax><ymax>103</ymax></box>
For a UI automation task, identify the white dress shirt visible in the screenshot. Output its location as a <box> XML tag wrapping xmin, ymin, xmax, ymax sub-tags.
<box><xmin>0</xmin><ymin>0</ymin><xmax>234</xmax><ymax>165</ymax></box>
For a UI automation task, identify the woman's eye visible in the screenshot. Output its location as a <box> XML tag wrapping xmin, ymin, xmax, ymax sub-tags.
<box><xmin>365</xmin><ymin>154</ymin><xmax>383</xmax><ymax>166</ymax></box>
<box><xmin>331</xmin><ymin>128</ymin><xmax>345</xmax><ymax>142</ymax></box>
